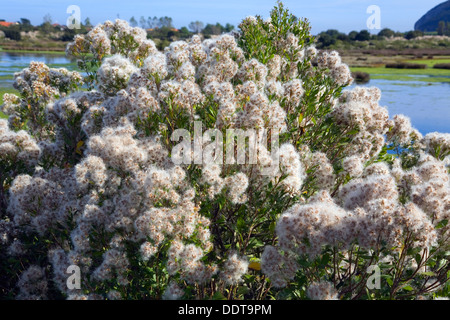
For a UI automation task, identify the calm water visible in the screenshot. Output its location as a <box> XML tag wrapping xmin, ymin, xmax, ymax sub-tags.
<box><xmin>1</xmin><ymin>52</ymin><xmax>449</xmax><ymax>134</ymax></box>
<box><xmin>0</xmin><ymin>51</ymin><xmax>77</xmax><ymax>88</ymax></box>
<box><xmin>347</xmin><ymin>78</ymin><xmax>450</xmax><ymax>135</ymax></box>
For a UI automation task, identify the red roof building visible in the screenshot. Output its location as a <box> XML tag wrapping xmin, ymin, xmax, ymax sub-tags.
<box><xmin>0</xmin><ymin>21</ymin><xmax>17</xmax><ymax>27</ymax></box>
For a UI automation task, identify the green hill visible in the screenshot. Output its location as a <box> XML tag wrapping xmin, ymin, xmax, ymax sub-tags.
<box><xmin>415</xmin><ymin>0</ymin><xmax>450</xmax><ymax>32</ymax></box>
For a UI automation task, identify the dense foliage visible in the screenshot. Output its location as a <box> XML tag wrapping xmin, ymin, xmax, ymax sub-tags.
<box><xmin>0</xmin><ymin>3</ymin><xmax>449</xmax><ymax>300</ymax></box>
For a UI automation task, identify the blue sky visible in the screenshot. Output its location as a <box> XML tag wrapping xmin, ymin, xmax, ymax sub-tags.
<box><xmin>0</xmin><ymin>0</ymin><xmax>445</xmax><ymax>34</ymax></box>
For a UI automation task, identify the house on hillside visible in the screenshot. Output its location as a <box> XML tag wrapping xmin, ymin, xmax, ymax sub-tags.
<box><xmin>52</xmin><ymin>23</ymin><xmax>68</xmax><ymax>31</ymax></box>
<box><xmin>0</xmin><ymin>21</ymin><xmax>19</xmax><ymax>28</ymax></box>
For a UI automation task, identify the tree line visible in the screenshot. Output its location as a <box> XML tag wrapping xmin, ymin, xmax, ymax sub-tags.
<box><xmin>3</xmin><ymin>14</ymin><xmax>446</xmax><ymax>51</ymax></box>
<box><xmin>0</xmin><ymin>15</ymin><xmax>93</xmax><ymax>41</ymax></box>
<box><xmin>315</xmin><ymin>28</ymin><xmax>437</xmax><ymax>49</ymax></box>
<box><xmin>0</xmin><ymin>14</ymin><xmax>235</xmax><ymax>47</ymax></box>
<box><xmin>129</xmin><ymin>16</ymin><xmax>235</xmax><ymax>49</ymax></box>
<box><xmin>437</xmin><ymin>21</ymin><xmax>450</xmax><ymax>36</ymax></box>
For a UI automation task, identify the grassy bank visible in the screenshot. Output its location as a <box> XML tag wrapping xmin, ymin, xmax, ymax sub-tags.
<box><xmin>405</xmin><ymin>57</ymin><xmax>450</xmax><ymax>68</ymax></box>
<box><xmin>0</xmin><ymin>48</ymin><xmax>67</xmax><ymax>55</ymax></box>
<box><xmin>350</xmin><ymin>66</ymin><xmax>450</xmax><ymax>82</ymax></box>
<box><xmin>343</xmin><ymin>53</ymin><xmax>450</xmax><ymax>82</ymax></box>
<box><xmin>320</xmin><ymin>36</ymin><xmax>450</xmax><ymax>52</ymax></box>
<box><xmin>0</xmin><ymin>38</ymin><xmax>67</xmax><ymax>53</ymax></box>
<box><xmin>0</xmin><ymin>74</ymin><xmax>13</xmax><ymax>81</ymax></box>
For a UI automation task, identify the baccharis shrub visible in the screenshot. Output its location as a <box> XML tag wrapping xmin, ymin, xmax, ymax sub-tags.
<box><xmin>1</xmin><ymin>2</ymin><xmax>449</xmax><ymax>300</ymax></box>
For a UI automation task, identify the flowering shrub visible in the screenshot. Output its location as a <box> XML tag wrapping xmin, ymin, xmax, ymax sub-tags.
<box><xmin>1</xmin><ymin>3</ymin><xmax>449</xmax><ymax>300</ymax></box>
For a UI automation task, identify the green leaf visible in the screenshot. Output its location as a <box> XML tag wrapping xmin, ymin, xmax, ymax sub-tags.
<box><xmin>381</xmin><ymin>275</ymin><xmax>393</xmax><ymax>286</ymax></box>
<box><xmin>298</xmin><ymin>113</ymin><xmax>304</xmax><ymax>125</ymax></box>
<box><xmin>402</xmin><ymin>285</ymin><xmax>414</xmax><ymax>291</ymax></box>
<box><xmin>320</xmin><ymin>253</ymin><xmax>330</xmax><ymax>266</ymax></box>
<box><xmin>212</xmin><ymin>291</ymin><xmax>227</xmax><ymax>300</ymax></box>
<box><xmin>298</xmin><ymin>257</ymin><xmax>310</xmax><ymax>267</ymax></box>
<box><xmin>414</xmin><ymin>253</ymin><xmax>422</xmax><ymax>265</ymax></box>
<box><xmin>237</xmin><ymin>286</ymin><xmax>250</xmax><ymax>296</ymax></box>
<box><xmin>435</xmin><ymin>219</ymin><xmax>448</xmax><ymax>229</ymax></box>
<box><xmin>237</xmin><ymin>216</ymin><xmax>246</xmax><ymax>231</ymax></box>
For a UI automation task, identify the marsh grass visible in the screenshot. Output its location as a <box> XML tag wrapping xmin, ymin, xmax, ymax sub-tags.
<box><xmin>350</xmin><ymin>66</ymin><xmax>450</xmax><ymax>82</ymax></box>
<box><xmin>405</xmin><ymin>58</ymin><xmax>450</xmax><ymax>68</ymax></box>
<box><xmin>385</xmin><ymin>62</ymin><xmax>427</xmax><ymax>69</ymax></box>
<box><xmin>0</xmin><ymin>48</ymin><xmax>67</xmax><ymax>55</ymax></box>
<box><xmin>433</xmin><ymin>63</ymin><xmax>450</xmax><ymax>69</ymax></box>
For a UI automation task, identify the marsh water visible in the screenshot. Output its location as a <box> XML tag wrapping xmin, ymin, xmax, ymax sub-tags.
<box><xmin>347</xmin><ymin>79</ymin><xmax>450</xmax><ymax>135</ymax></box>
<box><xmin>0</xmin><ymin>51</ymin><xmax>77</xmax><ymax>88</ymax></box>
<box><xmin>1</xmin><ymin>51</ymin><xmax>449</xmax><ymax>135</ymax></box>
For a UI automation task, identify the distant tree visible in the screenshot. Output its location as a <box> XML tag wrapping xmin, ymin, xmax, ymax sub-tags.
<box><xmin>60</xmin><ymin>28</ymin><xmax>76</xmax><ymax>41</ymax></box>
<box><xmin>337</xmin><ymin>33</ymin><xmax>349</xmax><ymax>41</ymax></box>
<box><xmin>3</xmin><ymin>29</ymin><xmax>21</xmax><ymax>41</ymax></box>
<box><xmin>139</xmin><ymin>16</ymin><xmax>147</xmax><ymax>29</ymax></box>
<box><xmin>317</xmin><ymin>33</ymin><xmax>336</xmax><ymax>48</ymax></box>
<box><xmin>41</xmin><ymin>13</ymin><xmax>54</xmax><ymax>33</ymax></box>
<box><xmin>159</xmin><ymin>16</ymin><xmax>173</xmax><ymax>28</ymax></box>
<box><xmin>348</xmin><ymin>30</ymin><xmax>358</xmax><ymax>41</ymax></box>
<box><xmin>316</xmin><ymin>29</ymin><xmax>350</xmax><ymax>47</ymax></box>
<box><xmin>378</xmin><ymin>28</ymin><xmax>395</xmax><ymax>38</ymax></box>
<box><xmin>18</xmin><ymin>18</ymin><xmax>33</xmax><ymax>32</ymax></box>
<box><xmin>203</xmin><ymin>23</ymin><xmax>223</xmax><ymax>36</ymax></box>
<box><xmin>355</xmin><ymin>30</ymin><xmax>370</xmax><ymax>41</ymax></box>
<box><xmin>43</xmin><ymin>13</ymin><xmax>52</xmax><ymax>24</ymax></box>
<box><xmin>84</xmin><ymin>17</ymin><xmax>92</xmax><ymax>29</ymax></box>
<box><xmin>179</xmin><ymin>26</ymin><xmax>191</xmax><ymax>38</ymax></box>
<box><xmin>147</xmin><ymin>16</ymin><xmax>158</xmax><ymax>29</ymax></box>
<box><xmin>404</xmin><ymin>30</ymin><xmax>423</xmax><ymax>40</ymax></box>
<box><xmin>224</xmin><ymin>23</ymin><xmax>234</xmax><ymax>32</ymax></box>
<box><xmin>437</xmin><ymin>21</ymin><xmax>448</xmax><ymax>36</ymax></box>
<box><xmin>129</xmin><ymin>16</ymin><xmax>138</xmax><ymax>27</ymax></box>
<box><xmin>20</xmin><ymin>18</ymin><xmax>31</xmax><ymax>26</ymax></box>
<box><xmin>324</xmin><ymin>29</ymin><xmax>340</xmax><ymax>37</ymax></box>
<box><xmin>167</xmin><ymin>29</ymin><xmax>176</xmax><ymax>38</ymax></box>
<box><xmin>189</xmin><ymin>21</ymin><xmax>204</xmax><ymax>33</ymax></box>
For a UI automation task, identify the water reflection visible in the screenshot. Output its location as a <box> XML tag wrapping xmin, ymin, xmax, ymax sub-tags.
<box><xmin>1</xmin><ymin>52</ymin><xmax>75</xmax><ymax>64</ymax></box>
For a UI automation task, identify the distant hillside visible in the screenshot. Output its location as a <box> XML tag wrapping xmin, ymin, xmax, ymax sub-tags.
<box><xmin>415</xmin><ymin>1</ymin><xmax>450</xmax><ymax>32</ymax></box>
